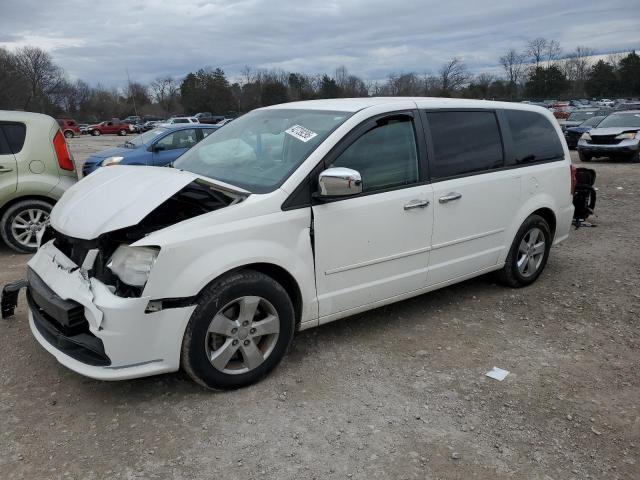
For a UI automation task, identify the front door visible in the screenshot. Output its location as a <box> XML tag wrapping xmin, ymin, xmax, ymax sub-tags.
<box><xmin>312</xmin><ymin>113</ymin><xmax>434</xmax><ymax>319</ymax></box>
<box><xmin>0</xmin><ymin>125</ymin><xmax>18</xmax><ymax>201</ymax></box>
<box><xmin>152</xmin><ymin>128</ymin><xmax>198</xmax><ymax>166</ymax></box>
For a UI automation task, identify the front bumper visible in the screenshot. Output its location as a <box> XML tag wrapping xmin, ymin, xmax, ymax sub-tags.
<box><xmin>24</xmin><ymin>241</ymin><xmax>195</xmax><ymax>381</ymax></box>
<box><xmin>577</xmin><ymin>138</ymin><xmax>639</xmax><ymax>156</ymax></box>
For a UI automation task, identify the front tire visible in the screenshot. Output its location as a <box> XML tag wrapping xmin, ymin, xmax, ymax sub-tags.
<box><xmin>0</xmin><ymin>199</ymin><xmax>52</xmax><ymax>253</ymax></box>
<box><xmin>628</xmin><ymin>151</ymin><xmax>640</xmax><ymax>163</ymax></box>
<box><xmin>497</xmin><ymin>215</ymin><xmax>552</xmax><ymax>288</ymax></box>
<box><xmin>118</xmin><ymin>129</ymin><xmax>127</xmax><ymax>136</ymax></box>
<box><xmin>91</xmin><ymin>130</ymin><xmax>100</xmax><ymax>136</ymax></box>
<box><xmin>181</xmin><ymin>270</ymin><xmax>295</xmax><ymax>390</ymax></box>
<box><xmin>578</xmin><ymin>151</ymin><xmax>591</xmax><ymax>162</ymax></box>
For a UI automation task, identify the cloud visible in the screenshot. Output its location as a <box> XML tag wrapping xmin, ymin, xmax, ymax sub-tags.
<box><xmin>0</xmin><ymin>0</ymin><xmax>636</xmax><ymax>86</ymax></box>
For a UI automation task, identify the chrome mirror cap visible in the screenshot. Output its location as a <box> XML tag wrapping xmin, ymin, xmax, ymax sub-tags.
<box><xmin>318</xmin><ymin>167</ymin><xmax>362</xmax><ymax>197</ymax></box>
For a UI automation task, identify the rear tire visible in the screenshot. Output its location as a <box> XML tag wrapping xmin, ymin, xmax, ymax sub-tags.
<box><xmin>181</xmin><ymin>269</ymin><xmax>295</xmax><ymax>390</ymax></box>
<box><xmin>496</xmin><ymin>215</ymin><xmax>552</xmax><ymax>288</ymax></box>
<box><xmin>118</xmin><ymin>129</ymin><xmax>127</xmax><ymax>136</ymax></box>
<box><xmin>629</xmin><ymin>151</ymin><xmax>640</xmax><ymax>163</ymax></box>
<box><xmin>63</xmin><ymin>130</ymin><xmax>74</xmax><ymax>138</ymax></box>
<box><xmin>578</xmin><ymin>151</ymin><xmax>591</xmax><ymax>162</ymax></box>
<box><xmin>0</xmin><ymin>199</ymin><xmax>52</xmax><ymax>254</ymax></box>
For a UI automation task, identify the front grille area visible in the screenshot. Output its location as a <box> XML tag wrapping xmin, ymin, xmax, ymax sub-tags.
<box><xmin>589</xmin><ymin>135</ymin><xmax>621</xmax><ymax>145</ymax></box>
<box><xmin>27</xmin><ymin>268</ymin><xmax>110</xmax><ymax>366</ymax></box>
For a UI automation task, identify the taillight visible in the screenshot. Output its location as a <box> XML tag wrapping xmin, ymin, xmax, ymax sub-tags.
<box><xmin>570</xmin><ymin>164</ymin><xmax>577</xmax><ymax>195</ymax></box>
<box><xmin>53</xmin><ymin>130</ymin><xmax>74</xmax><ymax>171</ymax></box>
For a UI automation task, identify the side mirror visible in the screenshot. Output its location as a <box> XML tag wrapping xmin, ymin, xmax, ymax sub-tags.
<box><xmin>317</xmin><ymin>167</ymin><xmax>362</xmax><ymax>198</ymax></box>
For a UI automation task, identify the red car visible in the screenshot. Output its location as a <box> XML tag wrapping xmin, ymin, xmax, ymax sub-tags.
<box><xmin>87</xmin><ymin>120</ymin><xmax>135</xmax><ymax>136</ymax></box>
<box><xmin>56</xmin><ymin>118</ymin><xmax>80</xmax><ymax>138</ymax></box>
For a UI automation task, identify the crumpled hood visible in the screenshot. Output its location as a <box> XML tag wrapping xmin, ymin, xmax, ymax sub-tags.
<box><xmin>87</xmin><ymin>146</ymin><xmax>132</xmax><ymax>161</ymax></box>
<box><xmin>50</xmin><ymin>165</ymin><xmax>244</xmax><ymax>240</ymax></box>
<box><xmin>589</xmin><ymin>127</ymin><xmax>640</xmax><ymax>136</ymax></box>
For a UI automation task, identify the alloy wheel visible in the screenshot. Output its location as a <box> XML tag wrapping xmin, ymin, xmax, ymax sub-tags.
<box><xmin>517</xmin><ymin>227</ymin><xmax>546</xmax><ymax>277</ymax></box>
<box><xmin>10</xmin><ymin>208</ymin><xmax>49</xmax><ymax>250</ymax></box>
<box><xmin>204</xmin><ymin>296</ymin><xmax>280</xmax><ymax>375</ymax></box>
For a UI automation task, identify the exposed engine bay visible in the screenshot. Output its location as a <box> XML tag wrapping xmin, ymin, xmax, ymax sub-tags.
<box><xmin>41</xmin><ymin>180</ymin><xmax>246</xmax><ymax>297</ymax></box>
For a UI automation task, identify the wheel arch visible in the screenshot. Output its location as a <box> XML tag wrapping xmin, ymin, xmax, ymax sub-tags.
<box><xmin>0</xmin><ymin>195</ymin><xmax>56</xmax><ymax>220</ymax></box>
<box><xmin>530</xmin><ymin>207</ymin><xmax>557</xmax><ymax>240</ymax></box>
<box><xmin>198</xmin><ymin>262</ymin><xmax>304</xmax><ymax>330</ymax></box>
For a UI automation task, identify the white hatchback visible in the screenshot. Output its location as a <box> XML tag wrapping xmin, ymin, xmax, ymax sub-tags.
<box><xmin>8</xmin><ymin>98</ymin><xmax>574</xmax><ymax>389</ymax></box>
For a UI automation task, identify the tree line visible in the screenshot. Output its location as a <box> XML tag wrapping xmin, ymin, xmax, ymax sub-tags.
<box><xmin>0</xmin><ymin>40</ymin><xmax>638</xmax><ymax>122</ymax></box>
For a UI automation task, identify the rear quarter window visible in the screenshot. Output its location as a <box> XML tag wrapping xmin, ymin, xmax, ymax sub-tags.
<box><xmin>0</xmin><ymin>122</ymin><xmax>27</xmax><ymax>154</ymax></box>
<box><xmin>504</xmin><ymin>110</ymin><xmax>564</xmax><ymax>165</ymax></box>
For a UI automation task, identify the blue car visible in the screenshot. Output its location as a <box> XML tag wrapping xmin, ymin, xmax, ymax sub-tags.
<box><xmin>82</xmin><ymin>124</ymin><xmax>219</xmax><ymax>176</ymax></box>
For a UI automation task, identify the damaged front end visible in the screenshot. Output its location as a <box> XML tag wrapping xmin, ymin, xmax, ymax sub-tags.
<box><xmin>3</xmin><ymin>166</ymin><xmax>249</xmax><ymax>378</ymax></box>
<box><xmin>41</xmin><ymin>178</ymin><xmax>245</xmax><ymax>298</ymax></box>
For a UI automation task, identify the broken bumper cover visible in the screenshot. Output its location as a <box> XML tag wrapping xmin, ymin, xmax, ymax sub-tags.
<box><xmin>577</xmin><ymin>138</ymin><xmax>640</xmax><ymax>156</ymax></box>
<box><xmin>25</xmin><ymin>241</ymin><xmax>196</xmax><ymax>381</ymax></box>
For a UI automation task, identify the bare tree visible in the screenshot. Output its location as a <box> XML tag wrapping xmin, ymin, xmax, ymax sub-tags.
<box><xmin>150</xmin><ymin>76</ymin><xmax>180</xmax><ymax>114</ymax></box>
<box><xmin>545</xmin><ymin>40</ymin><xmax>562</xmax><ymax>63</ymax></box>
<box><xmin>526</xmin><ymin>38</ymin><xmax>548</xmax><ymax>67</ymax></box>
<box><xmin>12</xmin><ymin>46</ymin><xmax>64</xmax><ymax>111</ymax></box>
<box><xmin>439</xmin><ymin>57</ymin><xmax>468</xmax><ymax>94</ymax></box>
<box><xmin>564</xmin><ymin>46</ymin><xmax>595</xmax><ymax>96</ymax></box>
<box><xmin>500</xmin><ymin>49</ymin><xmax>526</xmax><ymax>98</ymax></box>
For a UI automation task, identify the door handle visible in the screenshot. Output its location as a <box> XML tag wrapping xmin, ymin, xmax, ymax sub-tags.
<box><xmin>0</xmin><ymin>166</ymin><xmax>13</xmax><ymax>173</ymax></box>
<box><xmin>438</xmin><ymin>192</ymin><xmax>462</xmax><ymax>204</ymax></box>
<box><xmin>404</xmin><ymin>199</ymin><xmax>430</xmax><ymax>210</ymax></box>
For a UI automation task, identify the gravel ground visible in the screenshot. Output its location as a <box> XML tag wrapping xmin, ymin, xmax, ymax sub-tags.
<box><xmin>0</xmin><ymin>137</ymin><xmax>638</xmax><ymax>479</ymax></box>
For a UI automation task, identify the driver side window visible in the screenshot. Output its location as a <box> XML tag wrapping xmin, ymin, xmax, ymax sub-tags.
<box><xmin>156</xmin><ymin>129</ymin><xmax>197</xmax><ymax>151</ymax></box>
<box><xmin>331</xmin><ymin>116</ymin><xmax>418</xmax><ymax>192</ymax></box>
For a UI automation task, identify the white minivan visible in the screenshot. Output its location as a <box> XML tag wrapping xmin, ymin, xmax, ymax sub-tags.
<box><xmin>5</xmin><ymin>98</ymin><xmax>574</xmax><ymax>390</ymax></box>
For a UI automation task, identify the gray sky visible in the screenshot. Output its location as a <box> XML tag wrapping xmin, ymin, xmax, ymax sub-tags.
<box><xmin>0</xmin><ymin>0</ymin><xmax>637</xmax><ymax>86</ymax></box>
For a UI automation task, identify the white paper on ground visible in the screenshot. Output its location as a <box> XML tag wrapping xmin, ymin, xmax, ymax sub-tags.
<box><xmin>485</xmin><ymin>367</ymin><xmax>510</xmax><ymax>381</ymax></box>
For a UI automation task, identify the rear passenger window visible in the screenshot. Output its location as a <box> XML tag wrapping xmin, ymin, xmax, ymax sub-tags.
<box><xmin>331</xmin><ymin>116</ymin><xmax>418</xmax><ymax>192</ymax></box>
<box><xmin>504</xmin><ymin>110</ymin><xmax>564</xmax><ymax>165</ymax></box>
<box><xmin>0</xmin><ymin>123</ymin><xmax>27</xmax><ymax>154</ymax></box>
<box><xmin>427</xmin><ymin>111</ymin><xmax>503</xmax><ymax>179</ymax></box>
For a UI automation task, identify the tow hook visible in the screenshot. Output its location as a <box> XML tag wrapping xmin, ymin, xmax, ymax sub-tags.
<box><xmin>1</xmin><ymin>279</ymin><xmax>28</xmax><ymax>319</ymax></box>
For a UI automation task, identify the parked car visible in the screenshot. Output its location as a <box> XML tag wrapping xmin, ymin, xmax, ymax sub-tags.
<box><xmin>122</xmin><ymin>116</ymin><xmax>142</xmax><ymax>124</ymax></box>
<box><xmin>215</xmin><ymin>118</ymin><xmax>234</xmax><ymax>126</ymax></box>
<box><xmin>577</xmin><ymin>110</ymin><xmax>640</xmax><ymax>162</ymax></box>
<box><xmin>160</xmin><ymin>117</ymin><xmax>199</xmax><ymax>126</ymax></box>
<box><xmin>564</xmin><ymin>116</ymin><xmax>605</xmax><ymax>149</ymax></box>
<box><xmin>78</xmin><ymin>124</ymin><xmax>90</xmax><ymax>135</ymax></box>
<box><xmin>82</xmin><ymin>124</ymin><xmax>219</xmax><ymax>175</ymax></box>
<box><xmin>614</xmin><ymin>102</ymin><xmax>640</xmax><ymax>111</ymax></box>
<box><xmin>596</xmin><ymin>99</ymin><xmax>615</xmax><ymax>107</ymax></box>
<box><xmin>4</xmin><ymin>98</ymin><xmax>574</xmax><ymax>389</ymax></box>
<box><xmin>558</xmin><ymin>109</ymin><xmax>604</xmax><ymax>131</ymax></box>
<box><xmin>56</xmin><ymin>118</ymin><xmax>80</xmax><ymax>138</ymax></box>
<box><xmin>87</xmin><ymin>120</ymin><xmax>135</xmax><ymax>136</ymax></box>
<box><xmin>0</xmin><ymin>111</ymin><xmax>77</xmax><ymax>253</ymax></box>
<box><xmin>194</xmin><ymin>112</ymin><xmax>226</xmax><ymax>124</ymax></box>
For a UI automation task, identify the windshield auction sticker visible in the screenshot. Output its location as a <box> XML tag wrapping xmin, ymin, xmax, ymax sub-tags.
<box><xmin>285</xmin><ymin>125</ymin><xmax>318</xmax><ymax>142</ymax></box>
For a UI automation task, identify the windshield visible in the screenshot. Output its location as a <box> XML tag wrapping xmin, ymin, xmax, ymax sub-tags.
<box><xmin>597</xmin><ymin>113</ymin><xmax>640</xmax><ymax>128</ymax></box>
<box><xmin>126</xmin><ymin>127</ymin><xmax>168</xmax><ymax>147</ymax></box>
<box><xmin>568</xmin><ymin>111</ymin><xmax>596</xmax><ymax>121</ymax></box>
<box><xmin>174</xmin><ymin>108</ymin><xmax>352</xmax><ymax>193</ymax></box>
<box><xmin>582</xmin><ymin>116</ymin><xmax>604</xmax><ymax>127</ymax></box>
